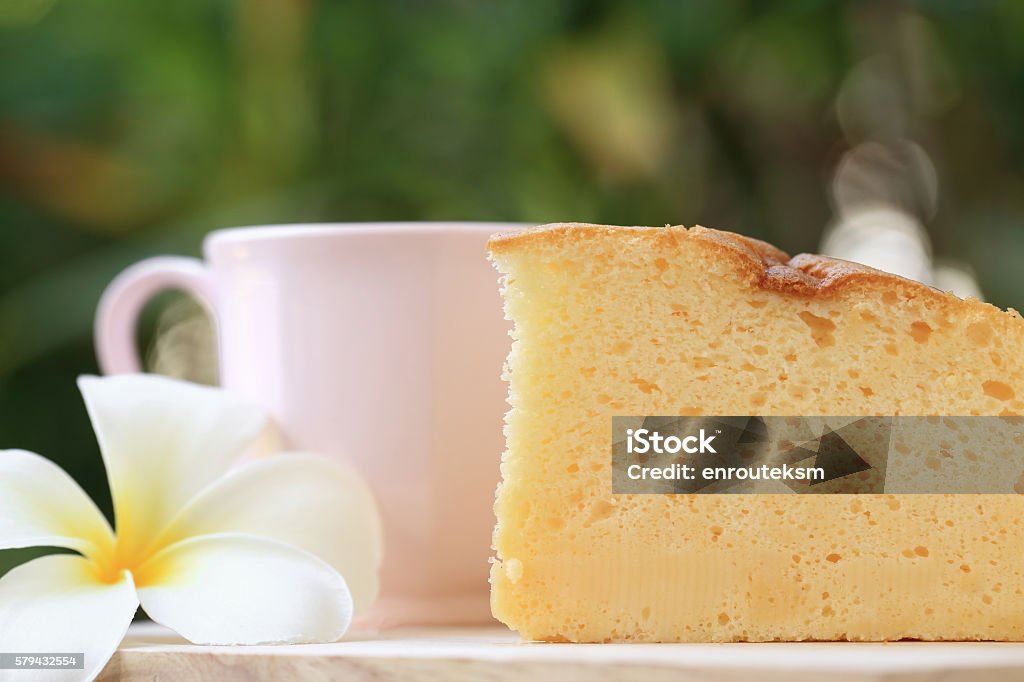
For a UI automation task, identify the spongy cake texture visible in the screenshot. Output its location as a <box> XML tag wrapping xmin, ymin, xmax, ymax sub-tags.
<box><xmin>488</xmin><ymin>223</ymin><xmax>1024</xmax><ymax>642</ymax></box>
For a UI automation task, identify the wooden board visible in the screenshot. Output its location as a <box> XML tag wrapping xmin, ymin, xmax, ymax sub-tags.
<box><xmin>99</xmin><ymin>623</ymin><xmax>1024</xmax><ymax>681</ymax></box>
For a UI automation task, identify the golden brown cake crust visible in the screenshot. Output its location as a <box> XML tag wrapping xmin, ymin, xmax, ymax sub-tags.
<box><xmin>487</xmin><ymin>222</ymin><xmax>964</xmax><ymax>305</ymax></box>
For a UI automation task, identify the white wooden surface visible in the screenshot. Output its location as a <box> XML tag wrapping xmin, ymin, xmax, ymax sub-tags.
<box><xmin>98</xmin><ymin>623</ymin><xmax>1024</xmax><ymax>681</ymax></box>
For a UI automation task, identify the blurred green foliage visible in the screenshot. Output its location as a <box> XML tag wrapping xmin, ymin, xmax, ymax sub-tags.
<box><xmin>2</xmin><ymin>0</ymin><xmax>1024</xmax><ymax>572</ymax></box>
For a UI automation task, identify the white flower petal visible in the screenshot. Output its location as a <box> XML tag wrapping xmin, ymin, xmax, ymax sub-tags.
<box><xmin>0</xmin><ymin>449</ymin><xmax>114</xmax><ymax>561</ymax></box>
<box><xmin>157</xmin><ymin>453</ymin><xmax>382</xmax><ymax>614</ymax></box>
<box><xmin>136</xmin><ymin>533</ymin><xmax>352</xmax><ymax>645</ymax></box>
<box><xmin>0</xmin><ymin>554</ymin><xmax>137</xmax><ymax>682</ymax></box>
<box><xmin>77</xmin><ymin>374</ymin><xmax>266</xmax><ymax>560</ymax></box>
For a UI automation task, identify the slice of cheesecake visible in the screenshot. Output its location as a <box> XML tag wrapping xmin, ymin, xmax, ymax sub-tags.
<box><xmin>488</xmin><ymin>223</ymin><xmax>1024</xmax><ymax>642</ymax></box>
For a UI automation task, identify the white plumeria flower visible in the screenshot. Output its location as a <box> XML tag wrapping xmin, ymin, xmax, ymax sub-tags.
<box><xmin>0</xmin><ymin>374</ymin><xmax>382</xmax><ymax>682</ymax></box>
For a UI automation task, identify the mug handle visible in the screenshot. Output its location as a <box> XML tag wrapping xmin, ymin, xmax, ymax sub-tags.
<box><xmin>95</xmin><ymin>256</ymin><xmax>215</xmax><ymax>374</ymax></box>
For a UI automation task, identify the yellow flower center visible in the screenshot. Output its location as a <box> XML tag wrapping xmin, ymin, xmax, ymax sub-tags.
<box><xmin>89</xmin><ymin>535</ymin><xmax>165</xmax><ymax>587</ymax></box>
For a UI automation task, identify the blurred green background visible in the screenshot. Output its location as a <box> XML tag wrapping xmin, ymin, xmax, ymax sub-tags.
<box><xmin>2</xmin><ymin>0</ymin><xmax>1024</xmax><ymax>574</ymax></box>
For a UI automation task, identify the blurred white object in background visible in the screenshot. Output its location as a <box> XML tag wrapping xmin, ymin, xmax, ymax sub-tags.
<box><xmin>932</xmin><ymin>261</ymin><xmax>984</xmax><ymax>300</ymax></box>
<box><xmin>823</xmin><ymin>128</ymin><xmax>981</xmax><ymax>298</ymax></box>
<box><xmin>824</xmin><ymin>139</ymin><xmax>936</xmax><ymax>285</ymax></box>
<box><xmin>825</xmin><ymin>13</ymin><xmax>979</xmax><ymax>300</ymax></box>
<box><xmin>832</xmin><ymin>140</ymin><xmax>938</xmax><ymax>220</ymax></box>
<box><xmin>822</xmin><ymin>205</ymin><xmax>933</xmax><ymax>285</ymax></box>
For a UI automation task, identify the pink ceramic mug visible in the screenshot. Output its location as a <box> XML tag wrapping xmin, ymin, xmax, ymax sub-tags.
<box><xmin>94</xmin><ymin>223</ymin><xmax>519</xmax><ymax>627</ymax></box>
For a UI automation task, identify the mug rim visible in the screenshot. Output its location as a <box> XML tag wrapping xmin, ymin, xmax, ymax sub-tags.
<box><xmin>205</xmin><ymin>222</ymin><xmax>530</xmax><ymax>249</ymax></box>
